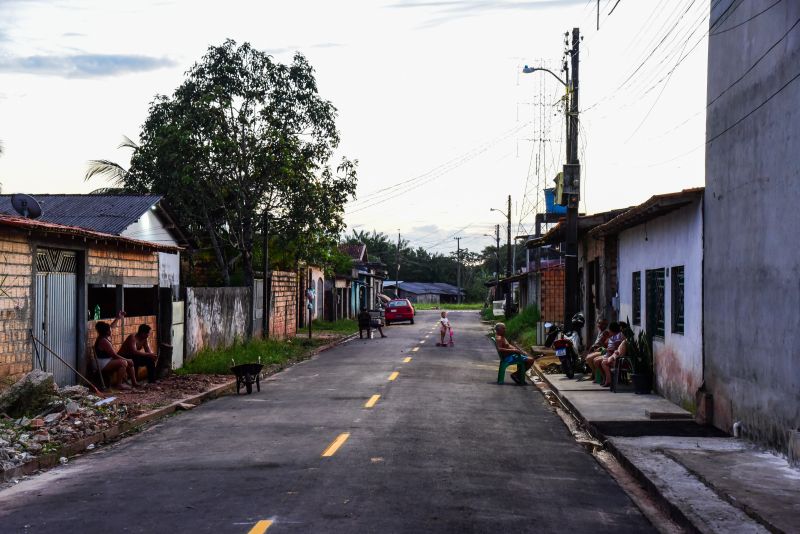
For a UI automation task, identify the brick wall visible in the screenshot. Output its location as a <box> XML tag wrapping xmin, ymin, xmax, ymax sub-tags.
<box><xmin>0</xmin><ymin>231</ymin><xmax>34</xmax><ymax>382</ymax></box>
<box><xmin>87</xmin><ymin>248</ymin><xmax>158</xmax><ymax>284</ymax></box>
<box><xmin>540</xmin><ymin>267</ymin><xmax>564</xmax><ymax>323</ymax></box>
<box><xmin>268</xmin><ymin>271</ymin><xmax>297</xmax><ymax>340</ymax></box>
<box><xmin>86</xmin><ymin>315</ymin><xmax>158</xmax><ymax>362</ymax></box>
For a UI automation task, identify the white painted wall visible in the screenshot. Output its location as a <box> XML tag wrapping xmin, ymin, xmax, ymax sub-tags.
<box><xmin>121</xmin><ymin>209</ymin><xmax>180</xmax><ymax>295</ymax></box>
<box><xmin>617</xmin><ymin>198</ymin><xmax>703</xmax><ymax>411</ymax></box>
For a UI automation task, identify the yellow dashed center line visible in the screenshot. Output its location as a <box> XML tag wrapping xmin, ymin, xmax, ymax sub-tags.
<box><xmin>411</xmin><ymin>347</ymin><xmax>419</xmax><ymax>352</ymax></box>
<box><xmin>403</xmin><ymin>357</ymin><xmax>412</xmax><ymax>363</ymax></box>
<box><xmin>322</xmin><ymin>432</ymin><xmax>350</xmax><ymax>457</ymax></box>
<box><xmin>419</xmin><ymin>340</ymin><xmax>425</xmax><ymax>344</ymax></box>
<box><xmin>248</xmin><ymin>520</ymin><xmax>273</xmax><ymax>534</ymax></box>
<box><xmin>364</xmin><ymin>394</ymin><xmax>381</xmax><ymax>408</ymax></box>
<box><xmin>388</xmin><ymin>371</ymin><xmax>399</xmax><ymax>381</ymax></box>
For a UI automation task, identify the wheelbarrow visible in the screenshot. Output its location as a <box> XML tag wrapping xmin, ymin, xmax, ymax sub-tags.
<box><xmin>230</xmin><ymin>359</ymin><xmax>264</xmax><ymax>394</ymax></box>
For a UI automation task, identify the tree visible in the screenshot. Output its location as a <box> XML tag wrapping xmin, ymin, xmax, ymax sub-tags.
<box><xmin>107</xmin><ymin>40</ymin><xmax>356</xmax><ymax>286</ymax></box>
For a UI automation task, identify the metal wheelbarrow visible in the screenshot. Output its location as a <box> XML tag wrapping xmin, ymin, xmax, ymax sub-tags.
<box><xmin>230</xmin><ymin>358</ymin><xmax>264</xmax><ymax>394</ymax></box>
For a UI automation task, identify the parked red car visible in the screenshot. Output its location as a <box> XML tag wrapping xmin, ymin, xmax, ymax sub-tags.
<box><xmin>385</xmin><ymin>299</ymin><xmax>415</xmax><ymax>325</ymax></box>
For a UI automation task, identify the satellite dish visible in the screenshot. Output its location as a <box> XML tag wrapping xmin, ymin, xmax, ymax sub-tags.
<box><xmin>10</xmin><ymin>194</ymin><xmax>42</xmax><ymax>219</ymax></box>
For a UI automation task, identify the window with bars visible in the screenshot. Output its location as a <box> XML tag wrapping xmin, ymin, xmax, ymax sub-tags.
<box><xmin>632</xmin><ymin>271</ymin><xmax>641</xmax><ymax>326</ymax></box>
<box><xmin>646</xmin><ymin>268</ymin><xmax>665</xmax><ymax>338</ymax></box>
<box><xmin>671</xmin><ymin>265</ymin><xmax>685</xmax><ymax>334</ymax></box>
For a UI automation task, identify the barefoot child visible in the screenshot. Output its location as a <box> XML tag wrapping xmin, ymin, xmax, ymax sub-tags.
<box><xmin>437</xmin><ymin>311</ymin><xmax>451</xmax><ymax>347</ymax></box>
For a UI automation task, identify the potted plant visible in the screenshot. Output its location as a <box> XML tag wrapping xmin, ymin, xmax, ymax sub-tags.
<box><xmin>623</xmin><ymin>319</ymin><xmax>653</xmax><ymax>394</ymax></box>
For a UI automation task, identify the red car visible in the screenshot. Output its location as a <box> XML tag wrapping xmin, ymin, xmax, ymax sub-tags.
<box><xmin>385</xmin><ymin>299</ymin><xmax>415</xmax><ymax>325</ymax></box>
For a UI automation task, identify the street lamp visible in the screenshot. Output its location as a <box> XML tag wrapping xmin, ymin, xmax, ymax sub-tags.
<box><xmin>490</xmin><ymin>198</ymin><xmax>512</xmax><ymax>317</ymax></box>
<box><xmin>522</xmin><ymin>27</ymin><xmax>581</xmax><ymax>330</ymax></box>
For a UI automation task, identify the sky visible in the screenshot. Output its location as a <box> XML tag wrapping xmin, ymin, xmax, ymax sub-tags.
<box><xmin>0</xmin><ymin>0</ymin><xmax>709</xmax><ymax>255</ymax></box>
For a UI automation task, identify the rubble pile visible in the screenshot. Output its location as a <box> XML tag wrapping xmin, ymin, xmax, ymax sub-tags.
<box><xmin>1</xmin><ymin>380</ymin><xmax>132</xmax><ymax>471</ymax></box>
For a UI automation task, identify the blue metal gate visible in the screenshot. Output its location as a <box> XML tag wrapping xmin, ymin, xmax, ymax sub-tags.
<box><xmin>34</xmin><ymin>249</ymin><xmax>77</xmax><ymax>386</ymax></box>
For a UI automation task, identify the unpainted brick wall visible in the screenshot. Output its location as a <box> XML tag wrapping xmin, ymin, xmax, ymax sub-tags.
<box><xmin>269</xmin><ymin>271</ymin><xmax>297</xmax><ymax>339</ymax></box>
<box><xmin>0</xmin><ymin>231</ymin><xmax>34</xmax><ymax>382</ymax></box>
<box><xmin>540</xmin><ymin>267</ymin><xmax>564</xmax><ymax>323</ymax></box>
<box><xmin>88</xmin><ymin>248</ymin><xmax>158</xmax><ymax>282</ymax></box>
<box><xmin>86</xmin><ymin>315</ymin><xmax>158</xmax><ymax>363</ymax></box>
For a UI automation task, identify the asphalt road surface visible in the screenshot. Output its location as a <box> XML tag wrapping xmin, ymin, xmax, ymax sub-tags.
<box><xmin>0</xmin><ymin>310</ymin><xmax>654</xmax><ymax>533</ymax></box>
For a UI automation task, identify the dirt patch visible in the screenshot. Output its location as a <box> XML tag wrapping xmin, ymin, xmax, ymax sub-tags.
<box><xmin>110</xmin><ymin>374</ymin><xmax>231</xmax><ymax>410</ymax></box>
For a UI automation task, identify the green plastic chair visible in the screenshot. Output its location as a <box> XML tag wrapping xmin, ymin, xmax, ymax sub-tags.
<box><xmin>491</xmin><ymin>336</ymin><xmax>526</xmax><ymax>385</ymax></box>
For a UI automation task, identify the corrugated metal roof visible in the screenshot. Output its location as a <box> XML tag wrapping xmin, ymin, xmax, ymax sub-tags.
<box><xmin>393</xmin><ymin>281</ymin><xmax>463</xmax><ymax>296</ymax></box>
<box><xmin>589</xmin><ymin>188</ymin><xmax>704</xmax><ymax>238</ymax></box>
<box><xmin>525</xmin><ymin>208</ymin><xmax>630</xmax><ymax>249</ymax></box>
<box><xmin>0</xmin><ymin>214</ymin><xmax>180</xmax><ymax>253</ymax></box>
<box><xmin>0</xmin><ymin>194</ymin><xmax>163</xmax><ymax>235</ymax></box>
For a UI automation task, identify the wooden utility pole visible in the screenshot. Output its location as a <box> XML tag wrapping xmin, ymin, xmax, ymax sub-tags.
<box><xmin>505</xmin><ymin>194</ymin><xmax>512</xmax><ymax>317</ymax></box>
<box><xmin>262</xmin><ymin>211</ymin><xmax>270</xmax><ymax>339</ymax></box>
<box><xmin>395</xmin><ymin>230</ymin><xmax>401</xmax><ymax>298</ymax></box>
<box><xmin>454</xmin><ymin>237</ymin><xmax>462</xmax><ymax>304</ymax></box>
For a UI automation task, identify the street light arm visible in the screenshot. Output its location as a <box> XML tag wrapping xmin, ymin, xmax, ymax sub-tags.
<box><xmin>522</xmin><ymin>65</ymin><xmax>567</xmax><ymax>87</ymax></box>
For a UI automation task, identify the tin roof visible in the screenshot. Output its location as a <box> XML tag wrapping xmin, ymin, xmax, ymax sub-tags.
<box><xmin>589</xmin><ymin>188</ymin><xmax>704</xmax><ymax>238</ymax></box>
<box><xmin>0</xmin><ymin>194</ymin><xmax>164</xmax><ymax>235</ymax></box>
<box><xmin>525</xmin><ymin>208</ymin><xmax>630</xmax><ymax>249</ymax></box>
<box><xmin>0</xmin><ymin>214</ymin><xmax>180</xmax><ymax>253</ymax></box>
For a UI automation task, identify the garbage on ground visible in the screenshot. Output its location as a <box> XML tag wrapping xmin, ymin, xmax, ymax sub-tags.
<box><xmin>0</xmin><ymin>371</ymin><xmax>229</xmax><ymax>472</ymax></box>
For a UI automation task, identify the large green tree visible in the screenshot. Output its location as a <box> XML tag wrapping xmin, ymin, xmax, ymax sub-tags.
<box><xmin>117</xmin><ymin>40</ymin><xmax>356</xmax><ymax>286</ymax></box>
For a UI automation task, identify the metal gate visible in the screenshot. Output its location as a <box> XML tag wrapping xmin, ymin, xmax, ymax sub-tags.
<box><xmin>34</xmin><ymin>248</ymin><xmax>78</xmax><ymax>386</ymax></box>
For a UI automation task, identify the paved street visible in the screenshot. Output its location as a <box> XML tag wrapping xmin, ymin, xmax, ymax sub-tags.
<box><xmin>0</xmin><ymin>311</ymin><xmax>653</xmax><ymax>533</ymax></box>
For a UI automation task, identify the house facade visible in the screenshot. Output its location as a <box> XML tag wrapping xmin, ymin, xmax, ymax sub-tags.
<box><xmin>704</xmin><ymin>0</ymin><xmax>800</xmax><ymax>461</ymax></box>
<box><xmin>592</xmin><ymin>189</ymin><xmax>704</xmax><ymax>411</ymax></box>
<box><xmin>0</xmin><ymin>214</ymin><xmax>179</xmax><ymax>386</ymax></box>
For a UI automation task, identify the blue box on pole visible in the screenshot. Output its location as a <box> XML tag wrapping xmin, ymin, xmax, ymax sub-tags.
<box><xmin>544</xmin><ymin>188</ymin><xmax>566</xmax><ymax>214</ymax></box>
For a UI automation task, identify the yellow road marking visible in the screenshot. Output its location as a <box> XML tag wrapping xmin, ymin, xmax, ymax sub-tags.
<box><xmin>388</xmin><ymin>371</ymin><xmax>399</xmax><ymax>381</ymax></box>
<box><xmin>411</xmin><ymin>347</ymin><xmax>419</xmax><ymax>352</ymax></box>
<box><xmin>364</xmin><ymin>394</ymin><xmax>380</xmax><ymax>408</ymax></box>
<box><xmin>419</xmin><ymin>340</ymin><xmax>426</xmax><ymax>344</ymax></box>
<box><xmin>425</xmin><ymin>334</ymin><xmax>430</xmax><ymax>338</ymax></box>
<box><xmin>322</xmin><ymin>432</ymin><xmax>350</xmax><ymax>457</ymax></box>
<box><xmin>248</xmin><ymin>520</ymin><xmax>273</xmax><ymax>534</ymax></box>
<box><xmin>403</xmin><ymin>357</ymin><xmax>412</xmax><ymax>363</ymax></box>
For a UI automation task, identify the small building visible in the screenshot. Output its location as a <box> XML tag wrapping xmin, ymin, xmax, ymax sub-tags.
<box><xmin>383</xmin><ymin>281</ymin><xmax>463</xmax><ymax>304</ymax></box>
<box><xmin>591</xmin><ymin>188</ymin><xmax>704</xmax><ymax>411</ymax></box>
<box><xmin>0</xmin><ymin>214</ymin><xmax>179</xmax><ymax>386</ymax></box>
<box><xmin>338</xmin><ymin>243</ymin><xmax>386</xmax><ymax>313</ymax></box>
<box><xmin>0</xmin><ymin>194</ymin><xmax>189</xmax><ymax>298</ymax></box>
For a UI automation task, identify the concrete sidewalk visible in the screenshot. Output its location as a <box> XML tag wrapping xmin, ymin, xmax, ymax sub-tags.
<box><xmin>532</xmin><ymin>355</ymin><xmax>800</xmax><ymax>534</ymax></box>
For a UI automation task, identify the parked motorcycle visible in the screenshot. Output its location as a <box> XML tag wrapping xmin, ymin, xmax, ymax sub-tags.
<box><xmin>544</xmin><ymin>313</ymin><xmax>585</xmax><ymax>378</ymax></box>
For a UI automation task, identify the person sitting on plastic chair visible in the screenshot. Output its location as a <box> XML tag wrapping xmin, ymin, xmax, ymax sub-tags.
<box><xmin>494</xmin><ymin>322</ymin><xmax>534</xmax><ymax>385</ymax></box>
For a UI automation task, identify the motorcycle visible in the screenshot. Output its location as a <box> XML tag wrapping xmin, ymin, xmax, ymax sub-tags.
<box><xmin>544</xmin><ymin>314</ymin><xmax>585</xmax><ymax>379</ymax></box>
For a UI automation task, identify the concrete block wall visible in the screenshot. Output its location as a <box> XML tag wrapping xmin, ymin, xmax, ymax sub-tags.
<box><xmin>185</xmin><ymin>287</ymin><xmax>251</xmax><ymax>360</ymax></box>
<box><xmin>704</xmin><ymin>0</ymin><xmax>800</xmax><ymax>459</ymax></box>
<box><xmin>0</xmin><ymin>231</ymin><xmax>33</xmax><ymax>382</ymax></box>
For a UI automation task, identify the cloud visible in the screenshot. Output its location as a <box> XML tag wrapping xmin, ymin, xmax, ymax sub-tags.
<box><xmin>61</xmin><ymin>32</ymin><xmax>85</xmax><ymax>38</ymax></box>
<box><xmin>0</xmin><ymin>53</ymin><xmax>177</xmax><ymax>78</ymax></box>
<box><xmin>387</xmin><ymin>0</ymin><xmax>586</xmax><ymax>27</ymax></box>
<box><xmin>311</xmin><ymin>42</ymin><xmax>344</xmax><ymax>49</ymax></box>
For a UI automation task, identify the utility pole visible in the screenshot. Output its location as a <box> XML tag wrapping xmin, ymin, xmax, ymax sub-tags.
<box><xmin>395</xmin><ymin>230</ymin><xmax>401</xmax><ymax>298</ymax></box>
<box><xmin>494</xmin><ymin>224</ymin><xmax>502</xmax><ymax>302</ymax></box>
<box><xmin>563</xmin><ymin>27</ymin><xmax>581</xmax><ymax>328</ymax></box>
<box><xmin>454</xmin><ymin>237</ymin><xmax>462</xmax><ymax>304</ymax></box>
<box><xmin>505</xmin><ymin>194</ymin><xmax>512</xmax><ymax>317</ymax></box>
<box><xmin>262</xmin><ymin>211</ymin><xmax>270</xmax><ymax>339</ymax></box>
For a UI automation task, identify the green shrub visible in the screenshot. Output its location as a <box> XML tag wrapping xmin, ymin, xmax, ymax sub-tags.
<box><xmin>480</xmin><ymin>307</ymin><xmax>495</xmax><ymax>321</ymax></box>
<box><xmin>504</xmin><ymin>305</ymin><xmax>540</xmax><ymax>340</ymax></box>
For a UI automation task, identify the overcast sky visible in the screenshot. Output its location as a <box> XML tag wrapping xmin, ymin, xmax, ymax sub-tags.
<box><xmin>0</xmin><ymin>0</ymin><xmax>708</xmax><ymax>254</ymax></box>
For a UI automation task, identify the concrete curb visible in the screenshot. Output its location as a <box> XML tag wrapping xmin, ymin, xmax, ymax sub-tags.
<box><xmin>1</xmin><ymin>332</ymin><xmax>357</xmax><ymax>483</ymax></box>
<box><xmin>529</xmin><ymin>362</ymin><xmax>703</xmax><ymax>533</ymax></box>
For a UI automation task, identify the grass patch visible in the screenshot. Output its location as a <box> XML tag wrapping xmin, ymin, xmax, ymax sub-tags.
<box><xmin>176</xmin><ymin>337</ymin><xmax>328</xmax><ymax>375</ymax></box>
<box><xmin>312</xmin><ymin>318</ymin><xmax>358</xmax><ymax>334</ymax></box>
<box><xmin>480</xmin><ymin>306</ymin><xmax>495</xmax><ymax>321</ymax></box>
<box><xmin>414</xmin><ymin>302</ymin><xmax>485</xmax><ymax>311</ymax></box>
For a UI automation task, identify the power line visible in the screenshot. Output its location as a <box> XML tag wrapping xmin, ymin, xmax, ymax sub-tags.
<box><xmin>711</xmin><ymin>0</ymin><xmax>781</xmax><ymax>36</ymax></box>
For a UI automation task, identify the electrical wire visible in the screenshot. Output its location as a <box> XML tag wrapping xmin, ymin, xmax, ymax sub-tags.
<box><xmin>711</xmin><ymin>0</ymin><xmax>781</xmax><ymax>36</ymax></box>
